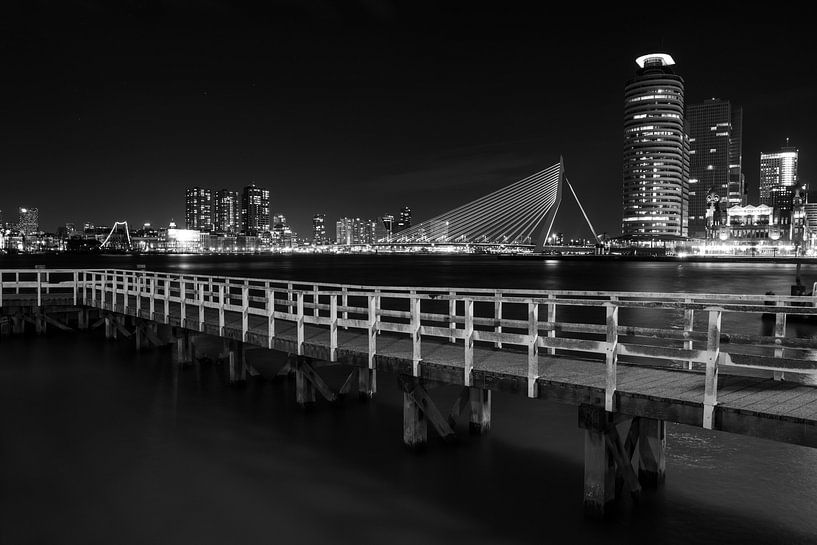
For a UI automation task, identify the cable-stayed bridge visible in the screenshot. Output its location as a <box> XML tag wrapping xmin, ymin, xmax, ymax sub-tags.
<box><xmin>386</xmin><ymin>158</ymin><xmax>598</xmax><ymax>251</ymax></box>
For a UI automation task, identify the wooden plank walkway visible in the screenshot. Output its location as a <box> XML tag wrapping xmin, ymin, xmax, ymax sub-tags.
<box><xmin>3</xmin><ymin>268</ymin><xmax>817</xmax><ymax>449</ymax></box>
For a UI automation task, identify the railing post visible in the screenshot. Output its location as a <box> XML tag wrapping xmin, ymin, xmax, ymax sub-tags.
<box><xmin>242</xmin><ymin>282</ymin><xmax>249</xmax><ymax>341</ymax></box>
<box><xmin>449</xmin><ymin>290</ymin><xmax>457</xmax><ymax>343</ymax></box>
<box><xmin>774</xmin><ymin>301</ymin><xmax>786</xmax><ymax>381</ymax></box>
<box><xmin>684</xmin><ymin>298</ymin><xmax>694</xmax><ymax>370</ymax></box>
<box><xmin>135</xmin><ymin>271</ymin><xmax>142</xmax><ymax>314</ymax></box>
<box><xmin>605</xmin><ymin>301</ymin><xmax>619</xmax><ymax>412</ymax></box>
<box><xmin>101</xmin><ymin>271</ymin><xmax>107</xmax><ymax>308</ymax></box>
<box><xmin>149</xmin><ymin>274</ymin><xmax>156</xmax><ymax>318</ymax></box>
<box><xmin>82</xmin><ymin>271</ymin><xmax>87</xmax><ymax>305</ymax></box>
<box><xmin>410</xmin><ymin>292</ymin><xmax>421</xmax><ymax>376</ymax></box>
<box><xmin>0</xmin><ymin>272</ymin><xmax>4</xmax><ymax>308</ymax></box>
<box><xmin>36</xmin><ymin>267</ymin><xmax>42</xmax><ymax>307</ymax></box>
<box><xmin>297</xmin><ymin>291</ymin><xmax>305</xmax><ymax>356</ymax></box>
<box><xmin>122</xmin><ymin>271</ymin><xmax>129</xmax><ymax>314</ymax></box>
<box><xmin>527</xmin><ymin>301</ymin><xmax>539</xmax><ymax>398</ymax></box>
<box><xmin>72</xmin><ymin>271</ymin><xmax>78</xmax><ymax>306</ymax></box>
<box><xmin>267</xmin><ymin>284</ymin><xmax>275</xmax><ymax>349</ymax></box>
<box><xmin>464</xmin><ymin>298</ymin><xmax>474</xmax><ymax>386</ymax></box>
<box><xmin>163</xmin><ymin>278</ymin><xmax>170</xmax><ymax>323</ymax></box>
<box><xmin>547</xmin><ymin>293</ymin><xmax>556</xmax><ymax>356</ymax></box>
<box><xmin>367</xmin><ymin>293</ymin><xmax>377</xmax><ymax>370</ymax></box>
<box><xmin>288</xmin><ymin>282</ymin><xmax>294</xmax><ymax>312</ymax></box>
<box><xmin>703</xmin><ymin>309</ymin><xmax>722</xmax><ymax>430</ymax></box>
<box><xmin>342</xmin><ymin>286</ymin><xmax>349</xmax><ymax>330</ymax></box>
<box><xmin>179</xmin><ymin>278</ymin><xmax>186</xmax><ymax>328</ymax></box>
<box><xmin>494</xmin><ymin>292</ymin><xmax>502</xmax><ymax>349</ymax></box>
<box><xmin>198</xmin><ymin>281</ymin><xmax>204</xmax><ymax>330</ymax></box>
<box><xmin>218</xmin><ymin>283</ymin><xmax>225</xmax><ymax>335</ymax></box>
<box><xmin>313</xmin><ymin>284</ymin><xmax>320</xmax><ymax>317</ymax></box>
<box><xmin>329</xmin><ymin>293</ymin><xmax>338</xmax><ymax>362</ymax></box>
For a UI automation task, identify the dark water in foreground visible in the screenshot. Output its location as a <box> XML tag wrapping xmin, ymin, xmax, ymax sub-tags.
<box><xmin>2</xmin><ymin>255</ymin><xmax>817</xmax><ymax>544</ymax></box>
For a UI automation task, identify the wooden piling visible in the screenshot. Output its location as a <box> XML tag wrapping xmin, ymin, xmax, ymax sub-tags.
<box><xmin>469</xmin><ymin>388</ymin><xmax>491</xmax><ymax>434</ymax></box>
<box><xmin>358</xmin><ymin>367</ymin><xmax>376</xmax><ymax>400</ymax></box>
<box><xmin>579</xmin><ymin>405</ymin><xmax>615</xmax><ymax>519</ymax></box>
<box><xmin>403</xmin><ymin>390</ymin><xmax>427</xmax><ymax>448</ymax></box>
<box><xmin>227</xmin><ymin>340</ymin><xmax>247</xmax><ymax>384</ymax></box>
<box><xmin>637</xmin><ymin>418</ymin><xmax>666</xmax><ymax>488</ymax></box>
<box><xmin>294</xmin><ymin>357</ymin><xmax>316</xmax><ymax>407</ymax></box>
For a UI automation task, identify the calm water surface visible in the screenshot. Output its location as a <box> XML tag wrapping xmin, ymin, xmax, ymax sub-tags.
<box><xmin>1</xmin><ymin>255</ymin><xmax>816</xmax><ymax>544</ymax></box>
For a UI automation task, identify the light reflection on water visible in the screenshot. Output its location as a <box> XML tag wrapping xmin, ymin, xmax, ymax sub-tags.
<box><xmin>1</xmin><ymin>255</ymin><xmax>817</xmax><ymax>544</ymax></box>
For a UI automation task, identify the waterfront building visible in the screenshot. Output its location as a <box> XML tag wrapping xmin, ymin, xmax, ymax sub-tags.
<box><xmin>621</xmin><ymin>53</ymin><xmax>689</xmax><ymax>238</ymax></box>
<box><xmin>215</xmin><ymin>189</ymin><xmax>240</xmax><ymax>234</ymax></box>
<box><xmin>381</xmin><ymin>214</ymin><xmax>395</xmax><ymax>241</ymax></box>
<box><xmin>160</xmin><ymin>227</ymin><xmax>202</xmax><ymax>253</ymax></box>
<box><xmin>396</xmin><ymin>206</ymin><xmax>412</xmax><ymax>232</ymax></box>
<box><xmin>271</xmin><ymin>214</ymin><xmax>294</xmax><ymax>248</ymax></box>
<box><xmin>241</xmin><ymin>184</ymin><xmax>270</xmax><ymax>235</ymax></box>
<box><xmin>17</xmin><ymin>207</ymin><xmax>39</xmax><ymax>235</ymax></box>
<box><xmin>185</xmin><ymin>187</ymin><xmax>213</xmax><ymax>231</ymax></box>
<box><xmin>725</xmin><ymin>204</ymin><xmax>775</xmax><ymax>242</ymax></box>
<box><xmin>336</xmin><ymin>217</ymin><xmax>353</xmax><ymax>245</ymax></box>
<box><xmin>760</xmin><ymin>146</ymin><xmax>799</xmax><ymax>225</ymax></box>
<box><xmin>687</xmin><ymin>99</ymin><xmax>743</xmax><ymax>237</ymax></box>
<box><xmin>312</xmin><ymin>213</ymin><xmax>327</xmax><ymax>245</ymax></box>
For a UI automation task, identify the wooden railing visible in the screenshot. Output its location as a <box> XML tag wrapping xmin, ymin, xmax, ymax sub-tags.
<box><xmin>3</xmin><ymin>267</ymin><xmax>817</xmax><ymax>430</ymax></box>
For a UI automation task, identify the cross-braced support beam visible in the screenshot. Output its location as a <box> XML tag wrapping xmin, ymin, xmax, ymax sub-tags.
<box><xmin>578</xmin><ymin>405</ymin><xmax>666</xmax><ymax>519</ymax></box>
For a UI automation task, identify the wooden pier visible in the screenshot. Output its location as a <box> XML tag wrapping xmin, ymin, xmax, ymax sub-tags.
<box><xmin>3</xmin><ymin>267</ymin><xmax>817</xmax><ymax>518</ymax></box>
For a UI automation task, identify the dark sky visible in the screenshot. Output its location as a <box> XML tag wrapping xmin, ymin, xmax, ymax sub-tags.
<box><xmin>1</xmin><ymin>1</ymin><xmax>815</xmax><ymax>238</ymax></box>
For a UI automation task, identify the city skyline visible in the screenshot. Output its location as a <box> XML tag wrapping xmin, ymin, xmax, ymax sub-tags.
<box><xmin>1</xmin><ymin>3</ymin><xmax>815</xmax><ymax>238</ymax></box>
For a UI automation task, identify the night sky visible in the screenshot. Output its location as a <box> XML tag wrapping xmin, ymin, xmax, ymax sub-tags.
<box><xmin>1</xmin><ymin>1</ymin><xmax>815</xmax><ymax>238</ymax></box>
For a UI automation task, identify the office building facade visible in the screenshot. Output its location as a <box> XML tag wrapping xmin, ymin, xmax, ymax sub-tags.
<box><xmin>622</xmin><ymin>53</ymin><xmax>689</xmax><ymax>238</ymax></box>
<box><xmin>312</xmin><ymin>213</ymin><xmax>327</xmax><ymax>245</ymax></box>
<box><xmin>687</xmin><ymin>99</ymin><xmax>744</xmax><ymax>237</ymax></box>
<box><xmin>760</xmin><ymin>147</ymin><xmax>800</xmax><ymax>225</ymax></box>
<box><xmin>215</xmin><ymin>190</ymin><xmax>240</xmax><ymax>234</ymax></box>
<box><xmin>241</xmin><ymin>184</ymin><xmax>270</xmax><ymax>235</ymax></box>
<box><xmin>17</xmin><ymin>207</ymin><xmax>39</xmax><ymax>235</ymax></box>
<box><xmin>185</xmin><ymin>187</ymin><xmax>213</xmax><ymax>231</ymax></box>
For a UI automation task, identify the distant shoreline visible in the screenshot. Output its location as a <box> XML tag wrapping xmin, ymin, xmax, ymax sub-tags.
<box><xmin>500</xmin><ymin>254</ymin><xmax>817</xmax><ymax>264</ymax></box>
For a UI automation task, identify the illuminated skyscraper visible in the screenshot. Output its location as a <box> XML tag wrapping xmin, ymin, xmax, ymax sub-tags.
<box><xmin>312</xmin><ymin>213</ymin><xmax>327</xmax><ymax>245</ymax></box>
<box><xmin>622</xmin><ymin>53</ymin><xmax>689</xmax><ymax>238</ymax></box>
<box><xmin>687</xmin><ymin>99</ymin><xmax>743</xmax><ymax>237</ymax></box>
<box><xmin>215</xmin><ymin>189</ymin><xmax>240</xmax><ymax>234</ymax></box>
<box><xmin>760</xmin><ymin>146</ymin><xmax>800</xmax><ymax>225</ymax></box>
<box><xmin>336</xmin><ymin>217</ymin><xmax>353</xmax><ymax>245</ymax></box>
<box><xmin>185</xmin><ymin>187</ymin><xmax>213</xmax><ymax>231</ymax></box>
<box><xmin>381</xmin><ymin>214</ymin><xmax>395</xmax><ymax>241</ymax></box>
<box><xmin>241</xmin><ymin>184</ymin><xmax>270</xmax><ymax>234</ymax></box>
<box><xmin>17</xmin><ymin>207</ymin><xmax>39</xmax><ymax>235</ymax></box>
<box><xmin>396</xmin><ymin>206</ymin><xmax>412</xmax><ymax>232</ymax></box>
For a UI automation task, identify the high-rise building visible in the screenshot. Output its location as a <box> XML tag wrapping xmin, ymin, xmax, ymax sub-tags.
<box><xmin>215</xmin><ymin>189</ymin><xmax>240</xmax><ymax>234</ymax></box>
<box><xmin>621</xmin><ymin>53</ymin><xmax>689</xmax><ymax>238</ymax></box>
<box><xmin>396</xmin><ymin>206</ymin><xmax>412</xmax><ymax>232</ymax></box>
<box><xmin>381</xmin><ymin>214</ymin><xmax>395</xmax><ymax>241</ymax></box>
<box><xmin>312</xmin><ymin>213</ymin><xmax>327</xmax><ymax>245</ymax></box>
<box><xmin>336</xmin><ymin>217</ymin><xmax>354</xmax><ymax>245</ymax></box>
<box><xmin>686</xmin><ymin>99</ymin><xmax>744</xmax><ymax>237</ymax></box>
<box><xmin>241</xmin><ymin>184</ymin><xmax>270</xmax><ymax>235</ymax></box>
<box><xmin>185</xmin><ymin>187</ymin><xmax>213</xmax><ymax>231</ymax></box>
<box><xmin>17</xmin><ymin>207</ymin><xmax>39</xmax><ymax>235</ymax></box>
<box><xmin>760</xmin><ymin>146</ymin><xmax>800</xmax><ymax>225</ymax></box>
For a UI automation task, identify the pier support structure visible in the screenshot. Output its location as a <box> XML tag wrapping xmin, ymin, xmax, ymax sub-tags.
<box><xmin>358</xmin><ymin>367</ymin><xmax>376</xmax><ymax>400</ymax></box>
<box><xmin>578</xmin><ymin>405</ymin><xmax>666</xmax><ymax>519</ymax></box>
<box><xmin>172</xmin><ymin>328</ymin><xmax>193</xmax><ymax>365</ymax></box>
<box><xmin>468</xmin><ymin>388</ymin><xmax>491</xmax><ymax>434</ymax></box>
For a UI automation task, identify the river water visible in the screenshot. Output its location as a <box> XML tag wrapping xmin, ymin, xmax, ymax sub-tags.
<box><xmin>1</xmin><ymin>255</ymin><xmax>816</xmax><ymax>544</ymax></box>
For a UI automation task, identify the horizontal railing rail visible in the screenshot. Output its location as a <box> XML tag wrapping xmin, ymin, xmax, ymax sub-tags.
<box><xmin>3</xmin><ymin>267</ymin><xmax>816</xmax><ymax>430</ymax></box>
